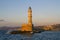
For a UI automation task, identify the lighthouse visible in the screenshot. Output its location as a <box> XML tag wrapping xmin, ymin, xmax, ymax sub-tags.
<box><xmin>21</xmin><ymin>7</ymin><xmax>33</xmax><ymax>31</ymax></box>
<box><xmin>28</xmin><ymin>7</ymin><xmax>32</xmax><ymax>27</ymax></box>
<box><xmin>28</xmin><ymin>7</ymin><xmax>32</xmax><ymax>25</ymax></box>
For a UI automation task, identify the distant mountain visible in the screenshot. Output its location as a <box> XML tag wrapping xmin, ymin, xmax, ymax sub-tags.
<box><xmin>0</xmin><ymin>26</ymin><xmax>21</xmax><ymax>30</ymax></box>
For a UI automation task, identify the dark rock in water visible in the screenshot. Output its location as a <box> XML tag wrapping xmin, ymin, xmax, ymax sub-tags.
<box><xmin>33</xmin><ymin>30</ymin><xmax>44</xmax><ymax>33</ymax></box>
<box><xmin>9</xmin><ymin>30</ymin><xmax>44</xmax><ymax>35</ymax></box>
<box><xmin>10</xmin><ymin>30</ymin><xmax>33</xmax><ymax>34</ymax></box>
<box><xmin>21</xmin><ymin>39</ymin><xmax>23</xmax><ymax>40</ymax></box>
<box><xmin>9</xmin><ymin>30</ymin><xmax>34</xmax><ymax>37</ymax></box>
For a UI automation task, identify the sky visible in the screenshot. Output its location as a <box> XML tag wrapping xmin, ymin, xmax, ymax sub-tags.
<box><xmin>0</xmin><ymin>0</ymin><xmax>60</xmax><ymax>27</ymax></box>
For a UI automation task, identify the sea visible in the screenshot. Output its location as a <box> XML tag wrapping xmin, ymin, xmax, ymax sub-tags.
<box><xmin>0</xmin><ymin>30</ymin><xmax>60</xmax><ymax>40</ymax></box>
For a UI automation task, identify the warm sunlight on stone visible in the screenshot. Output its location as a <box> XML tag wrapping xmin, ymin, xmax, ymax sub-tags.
<box><xmin>21</xmin><ymin>7</ymin><xmax>33</xmax><ymax>31</ymax></box>
<box><xmin>21</xmin><ymin>24</ymin><xmax>32</xmax><ymax>31</ymax></box>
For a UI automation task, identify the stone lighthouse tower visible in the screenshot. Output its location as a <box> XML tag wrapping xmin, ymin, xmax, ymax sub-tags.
<box><xmin>21</xmin><ymin>7</ymin><xmax>33</xmax><ymax>31</ymax></box>
<box><xmin>28</xmin><ymin>7</ymin><xmax>32</xmax><ymax>26</ymax></box>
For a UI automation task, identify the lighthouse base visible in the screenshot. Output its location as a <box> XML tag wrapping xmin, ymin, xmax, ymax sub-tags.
<box><xmin>21</xmin><ymin>24</ymin><xmax>32</xmax><ymax>31</ymax></box>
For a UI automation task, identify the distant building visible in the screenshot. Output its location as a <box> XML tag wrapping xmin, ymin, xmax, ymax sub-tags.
<box><xmin>21</xmin><ymin>7</ymin><xmax>33</xmax><ymax>31</ymax></box>
<box><xmin>43</xmin><ymin>25</ymin><xmax>53</xmax><ymax>31</ymax></box>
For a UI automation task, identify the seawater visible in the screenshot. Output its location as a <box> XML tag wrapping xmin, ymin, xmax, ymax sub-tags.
<box><xmin>0</xmin><ymin>30</ymin><xmax>60</xmax><ymax>40</ymax></box>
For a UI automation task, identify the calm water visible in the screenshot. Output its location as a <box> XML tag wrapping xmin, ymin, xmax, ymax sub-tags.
<box><xmin>0</xmin><ymin>30</ymin><xmax>60</xmax><ymax>40</ymax></box>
